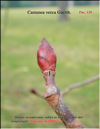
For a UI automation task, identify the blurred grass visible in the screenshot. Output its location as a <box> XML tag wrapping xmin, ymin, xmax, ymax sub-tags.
<box><xmin>1</xmin><ymin>6</ymin><xmax>99</xmax><ymax>128</ymax></box>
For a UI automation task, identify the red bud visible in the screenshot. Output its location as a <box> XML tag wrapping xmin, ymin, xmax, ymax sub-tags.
<box><xmin>37</xmin><ymin>38</ymin><xmax>56</xmax><ymax>73</ymax></box>
<box><xmin>30</xmin><ymin>89</ymin><xmax>37</xmax><ymax>94</ymax></box>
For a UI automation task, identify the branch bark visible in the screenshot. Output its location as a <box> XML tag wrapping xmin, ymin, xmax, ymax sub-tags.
<box><xmin>61</xmin><ymin>75</ymin><xmax>99</xmax><ymax>96</ymax></box>
<box><xmin>43</xmin><ymin>70</ymin><xmax>84</xmax><ymax>128</ymax></box>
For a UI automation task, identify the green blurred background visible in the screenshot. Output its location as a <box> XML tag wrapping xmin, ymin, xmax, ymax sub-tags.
<box><xmin>1</xmin><ymin>1</ymin><xmax>99</xmax><ymax>128</ymax></box>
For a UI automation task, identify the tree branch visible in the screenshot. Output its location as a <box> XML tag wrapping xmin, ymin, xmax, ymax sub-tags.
<box><xmin>31</xmin><ymin>37</ymin><xmax>99</xmax><ymax>128</ymax></box>
<box><xmin>36</xmin><ymin>38</ymin><xmax>84</xmax><ymax>128</ymax></box>
<box><xmin>61</xmin><ymin>75</ymin><xmax>99</xmax><ymax>96</ymax></box>
<box><xmin>30</xmin><ymin>75</ymin><xmax>99</xmax><ymax>98</ymax></box>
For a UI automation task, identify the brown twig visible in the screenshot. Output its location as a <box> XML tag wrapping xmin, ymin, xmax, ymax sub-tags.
<box><xmin>43</xmin><ymin>70</ymin><xmax>84</xmax><ymax>128</ymax></box>
<box><xmin>61</xmin><ymin>75</ymin><xmax>99</xmax><ymax>96</ymax></box>
<box><xmin>30</xmin><ymin>89</ymin><xmax>44</xmax><ymax>98</ymax></box>
<box><xmin>36</xmin><ymin>38</ymin><xmax>84</xmax><ymax>128</ymax></box>
<box><xmin>30</xmin><ymin>75</ymin><xmax>99</xmax><ymax>98</ymax></box>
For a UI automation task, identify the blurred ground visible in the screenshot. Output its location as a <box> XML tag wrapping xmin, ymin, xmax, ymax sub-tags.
<box><xmin>1</xmin><ymin>6</ymin><xmax>99</xmax><ymax>128</ymax></box>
